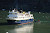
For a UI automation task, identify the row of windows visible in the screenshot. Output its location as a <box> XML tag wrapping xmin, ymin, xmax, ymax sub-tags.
<box><xmin>9</xmin><ymin>17</ymin><xmax>17</xmax><ymax>18</ymax></box>
<box><xmin>9</xmin><ymin>16</ymin><xmax>33</xmax><ymax>19</ymax></box>
<box><xmin>9</xmin><ymin>13</ymin><xmax>17</xmax><ymax>14</ymax></box>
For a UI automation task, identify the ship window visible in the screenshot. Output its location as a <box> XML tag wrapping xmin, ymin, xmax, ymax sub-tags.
<box><xmin>15</xmin><ymin>13</ymin><xmax>17</xmax><ymax>14</ymax></box>
<box><xmin>15</xmin><ymin>17</ymin><xmax>17</xmax><ymax>18</ymax></box>
<box><xmin>31</xmin><ymin>16</ymin><xmax>33</xmax><ymax>17</ymax></box>
<box><xmin>26</xmin><ymin>14</ymin><xmax>29</xmax><ymax>15</ymax></box>
<box><xmin>13</xmin><ymin>17</ymin><xmax>17</xmax><ymax>18</ymax></box>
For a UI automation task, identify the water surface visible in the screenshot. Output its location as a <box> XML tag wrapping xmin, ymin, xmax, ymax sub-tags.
<box><xmin>0</xmin><ymin>23</ymin><xmax>33</xmax><ymax>33</ymax></box>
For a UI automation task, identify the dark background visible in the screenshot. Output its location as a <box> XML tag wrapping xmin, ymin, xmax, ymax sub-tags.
<box><xmin>0</xmin><ymin>0</ymin><xmax>50</xmax><ymax>12</ymax></box>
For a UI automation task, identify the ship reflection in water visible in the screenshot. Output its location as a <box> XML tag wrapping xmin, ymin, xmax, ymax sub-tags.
<box><xmin>8</xmin><ymin>23</ymin><xmax>34</xmax><ymax>33</ymax></box>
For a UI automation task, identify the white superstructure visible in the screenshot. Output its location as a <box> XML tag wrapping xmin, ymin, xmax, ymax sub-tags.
<box><xmin>7</xmin><ymin>9</ymin><xmax>34</xmax><ymax>20</ymax></box>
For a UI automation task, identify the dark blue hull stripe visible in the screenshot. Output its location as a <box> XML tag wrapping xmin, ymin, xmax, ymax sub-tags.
<box><xmin>15</xmin><ymin>19</ymin><xmax>33</xmax><ymax>23</ymax></box>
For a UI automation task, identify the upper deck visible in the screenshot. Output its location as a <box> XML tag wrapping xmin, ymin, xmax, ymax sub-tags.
<box><xmin>7</xmin><ymin>9</ymin><xmax>34</xmax><ymax>20</ymax></box>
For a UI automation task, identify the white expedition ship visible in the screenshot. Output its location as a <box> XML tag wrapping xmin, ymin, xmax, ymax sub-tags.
<box><xmin>6</xmin><ymin>9</ymin><xmax>34</xmax><ymax>24</ymax></box>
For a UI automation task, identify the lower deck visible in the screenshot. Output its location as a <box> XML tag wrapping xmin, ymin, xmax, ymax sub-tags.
<box><xmin>7</xmin><ymin>19</ymin><xmax>34</xmax><ymax>24</ymax></box>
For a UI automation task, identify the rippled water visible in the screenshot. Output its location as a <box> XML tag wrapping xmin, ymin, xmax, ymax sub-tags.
<box><xmin>0</xmin><ymin>23</ymin><xmax>34</xmax><ymax>33</ymax></box>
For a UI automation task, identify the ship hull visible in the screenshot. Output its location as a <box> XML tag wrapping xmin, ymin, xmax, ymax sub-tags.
<box><xmin>7</xmin><ymin>19</ymin><xmax>34</xmax><ymax>24</ymax></box>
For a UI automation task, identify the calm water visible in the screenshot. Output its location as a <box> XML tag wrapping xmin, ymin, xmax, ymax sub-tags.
<box><xmin>0</xmin><ymin>23</ymin><xmax>33</xmax><ymax>33</ymax></box>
